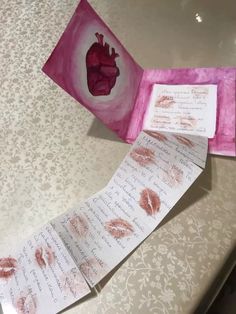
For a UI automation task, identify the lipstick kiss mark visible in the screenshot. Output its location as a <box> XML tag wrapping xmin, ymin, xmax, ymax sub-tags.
<box><xmin>179</xmin><ymin>116</ymin><xmax>197</xmax><ymax>129</ymax></box>
<box><xmin>62</xmin><ymin>268</ymin><xmax>89</xmax><ymax>298</ymax></box>
<box><xmin>164</xmin><ymin>164</ymin><xmax>183</xmax><ymax>187</ymax></box>
<box><xmin>105</xmin><ymin>218</ymin><xmax>134</xmax><ymax>239</ymax></box>
<box><xmin>155</xmin><ymin>95</ymin><xmax>175</xmax><ymax>108</ymax></box>
<box><xmin>16</xmin><ymin>291</ymin><xmax>37</xmax><ymax>314</ymax></box>
<box><xmin>0</xmin><ymin>257</ymin><xmax>17</xmax><ymax>279</ymax></box>
<box><xmin>130</xmin><ymin>146</ymin><xmax>155</xmax><ymax>166</ymax></box>
<box><xmin>173</xmin><ymin>135</ymin><xmax>194</xmax><ymax>148</ymax></box>
<box><xmin>79</xmin><ymin>258</ymin><xmax>107</xmax><ymax>283</ymax></box>
<box><xmin>68</xmin><ymin>214</ymin><xmax>89</xmax><ymax>238</ymax></box>
<box><xmin>139</xmin><ymin>188</ymin><xmax>160</xmax><ymax>216</ymax></box>
<box><xmin>145</xmin><ymin>131</ymin><xmax>168</xmax><ymax>142</ymax></box>
<box><xmin>35</xmin><ymin>246</ymin><xmax>55</xmax><ymax>268</ymax></box>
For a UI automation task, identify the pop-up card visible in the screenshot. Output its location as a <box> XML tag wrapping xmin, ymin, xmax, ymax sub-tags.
<box><xmin>43</xmin><ymin>0</ymin><xmax>235</xmax><ymax>157</ymax></box>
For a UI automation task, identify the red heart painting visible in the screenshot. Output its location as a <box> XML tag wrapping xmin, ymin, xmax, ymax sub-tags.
<box><xmin>86</xmin><ymin>33</ymin><xmax>120</xmax><ymax>96</ymax></box>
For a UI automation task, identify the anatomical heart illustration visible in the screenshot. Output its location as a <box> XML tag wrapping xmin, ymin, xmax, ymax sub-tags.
<box><xmin>42</xmin><ymin>0</ymin><xmax>143</xmax><ymax>141</ymax></box>
<box><xmin>86</xmin><ymin>33</ymin><xmax>120</xmax><ymax>96</ymax></box>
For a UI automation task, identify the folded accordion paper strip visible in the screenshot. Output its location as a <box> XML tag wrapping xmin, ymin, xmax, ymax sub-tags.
<box><xmin>42</xmin><ymin>0</ymin><xmax>236</xmax><ymax>157</ymax></box>
<box><xmin>0</xmin><ymin>131</ymin><xmax>207</xmax><ymax>314</ymax></box>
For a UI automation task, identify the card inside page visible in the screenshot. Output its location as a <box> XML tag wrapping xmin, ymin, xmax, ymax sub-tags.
<box><xmin>143</xmin><ymin>84</ymin><xmax>217</xmax><ymax>138</ymax></box>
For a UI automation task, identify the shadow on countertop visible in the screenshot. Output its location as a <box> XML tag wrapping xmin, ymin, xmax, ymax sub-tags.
<box><xmin>87</xmin><ymin>117</ymin><xmax>123</xmax><ymax>143</ymax></box>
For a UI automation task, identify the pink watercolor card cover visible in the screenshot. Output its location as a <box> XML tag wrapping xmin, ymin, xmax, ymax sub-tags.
<box><xmin>42</xmin><ymin>0</ymin><xmax>143</xmax><ymax>141</ymax></box>
<box><xmin>0</xmin><ymin>224</ymin><xmax>90</xmax><ymax>314</ymax></box>
<box><xmin>143</xmin><ymin>84</ymin><xmax>217</xmax><ymax>138</ymax></box>
<box><xmin>51</xmin><ymin>131</ymin><xmax>206</xmax><ymax>287</ymax></box>
<box><xmin>131</xmin><ymin>67</ymin><xmax>236</xmax><ymax>156</ymax></box>
<box><xmin>42</xmin><ymin>0</ymin><xmax>236</xmax><ymax>157</ymax></box>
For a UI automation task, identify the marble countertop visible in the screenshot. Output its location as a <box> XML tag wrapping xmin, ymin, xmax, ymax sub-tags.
<box><xmin>0</xmin><ymin>0</ymin><xmax>235</xmax><ymax>313</ymax></box>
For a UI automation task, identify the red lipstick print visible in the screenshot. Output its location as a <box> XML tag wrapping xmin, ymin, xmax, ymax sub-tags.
<box><xmin>35</xmin><ymin>246</ymin><xmax>55</xmax><ymax>268</ymax></box>
<box><xmin>68</xmin><ymin>214</ymin><xmax>89</xmax><ymax>238</ymax></box>
<box><xmin>105</xmin><ymin>218</ymin><xmax>134</xmax><ymax>239</ymax></box>
<box><xmin>130</xmin><ymin>146</ymin><xmax>155</xmax><ymax>166</ymax></box>
<box><xmin>145</xmin><ymin>131</ymin><xmax>168</xmax><ymax>142</ymax></box>
<box><xmin>164</xmin><ymin>165</ymin><xmax>183</xmax><ymax>187</ymax></box>
<box><xmin>62</xmin><ymin>268</ymin><xmax>89</xmax><ymax>298</ymax></box>
<box><xmin>139</xmin><ymin>188</ymin><xmax>160</xmax><ymax>216</ymax></box>
<box><xmin>79</xmin><ymin>258</ymin><xmax>107</xmax><ymax>283</ymax></box>
<box><xmin>179</xmin><ymin>116</ymin><xmax>197</xmax><ymax>129</ymax></box>
<box><xmin>0</xmin><ymin>257</ymin><xmax>17</xmax><ymax>279</ymax></box>
<box><xmin>16</xmin><ymin>291</ymin><xmax>37</xmax><ymax>314</ymax></box>
<box><xmin>174</xmin><ymin>135</ymin><xmax>194</xmax><ymax>148</ymax></box>
<box><xmin>155</xmin><ymin>95</ymin><xmax>175</xmax><ymax>108</ymax></box>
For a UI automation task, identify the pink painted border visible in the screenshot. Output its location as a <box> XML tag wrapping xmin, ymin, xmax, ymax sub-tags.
<box><xmin>127</xmin><ymin>68</ymin><xmax>236</xmax><ymax>156</ymax></box>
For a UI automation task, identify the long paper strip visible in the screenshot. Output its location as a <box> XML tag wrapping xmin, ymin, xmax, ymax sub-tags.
<box><xmin>0</xmin><ymin>131</ymin><xmax>207</xmax><ymax>313</ymax></box>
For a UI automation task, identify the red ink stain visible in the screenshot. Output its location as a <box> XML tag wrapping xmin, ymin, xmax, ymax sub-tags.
<box><xmin>139</xmin><ymin>188</ymin><xmax>160</xmax><ymax>216</ymax></box>
<box><xmin>16</xmin><ymin>291</ymin><xmax>37</xmax><ymax>314</ymax></box>
<box><xmin>35</xmin><ymin>246</ymin><xmax>55</xmax><ymax>268</ymax></box>
<box><xmin>174</xmin><ymin>135</ymin><xmax>194</xmax><ymax>148</ymax></box>
<box><xmin>68</xmin><ymin>214</ymin><xmax>89</xmax><ymax>238</ymax></box>
<box><xmin>86</xmin><ymin>33</ymin><xmax>120</xmax><ymax>96</ymax></box>
<box><xmin>105</xmin><ymin>218</ymin><xmax>134</xmax><ymax>239</ymax></box>
<box><xmin>0</xmin><ymin>257</ymin><xmax>17</xmax><ymax>279</ymax></box>
<box><xmin>155</xmin><ymin>95</ymin><xmax>175</xmax><ymax>108</ymax></box>
<box><xmin>130</xmin><ymin>146</ymin><xmax>155</xmax><ymax>166</ymax></box>
<box><xmin>145</xmin><ymin>131</ymin><xmax>168</xmax><ymax>141</ymax></box>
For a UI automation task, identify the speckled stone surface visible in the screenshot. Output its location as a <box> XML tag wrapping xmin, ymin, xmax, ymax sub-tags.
<box><xmin>0</xmin><ymin>1</ymin><xmax>235</xmax><ymax>313</ymax></box>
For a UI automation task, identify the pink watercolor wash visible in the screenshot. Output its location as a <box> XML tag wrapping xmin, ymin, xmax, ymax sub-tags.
<box><xmin>43</xmin><ymin>0</ymin><xmax>235</xmax><ymax>157</ymax></box>
<box><xmin>43</xmin><ymin>0</ymin><xmax>143</xmax><ymax>141</ymax></box>
<box><xmin>129</xmin><ymin>67</ymin><xmax>236</xmax><ymax>157</ymax></box>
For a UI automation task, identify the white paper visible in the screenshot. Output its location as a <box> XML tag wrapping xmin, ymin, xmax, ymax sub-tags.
<box><xmin>144</xmin><ymin>84</ymin><xmax>217</xmax><ymax>138</ymax></box>
<box><xmin>144</xmin><ymin>130</ymin><xmax>208</xmax><ymax>168</ymax></box>
<box><xmin>0</xmin><ymin>131</ymin><xmax>208</xmax><ymax>313</ymax></box>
